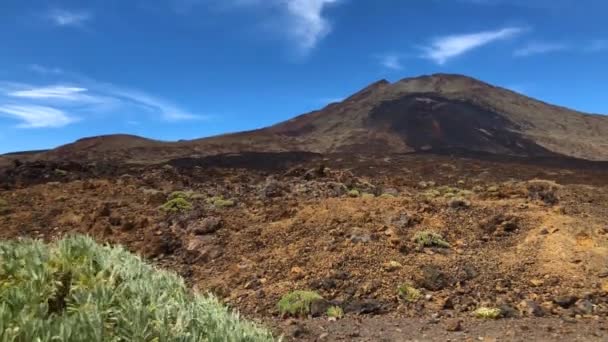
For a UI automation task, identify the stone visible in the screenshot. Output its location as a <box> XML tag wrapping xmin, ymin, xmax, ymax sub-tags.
<box><xmin>310</xmin><ymin>299</ymin><xmax>331</xmax><ymax>317</ymax></box>
<box><xmin>518</xmin><ymin>300</ymin><xmax>544</xmax><ymax>317</ymax></box>
<box><xmin>189</xmin><ymin>217</ymin><xmax>222</xmax><ymax>235</ymax></box>
<box><xmin>349</xmin><ymin>228</ymin><xmax>371</xmax><ymax>243</ymax></box>
<box><xmin>445</xmin><ymin>319</ymin><xmax>463</xmax><ymax>332</ymax></box>
<box><xmin>417</xmin><ymin>265</ymin><xmax>449</xmax><ymax>291</ymax></box>
<box><xmin>554</xmin><ymin>296</ymin><xmax>577</xmax><ymax>308</ymax></box>
<box><xmin>448</xmin><ymin>197</ymin><xmax>471</xmax><ymax>209</ymax></box>
<box><xmin>344</xmin><ymin>299</ymin><xmax>383</xmax><ymax>315</ymax></box>
<box><xmin>574</xmin><ymin>299</ymin><xmax>594</xmax><ymax>315</ymax></box>
<box><xmin>499</xmin><ymin>304</ymin><xmax>519</xmax><ymax>318</ymax></box>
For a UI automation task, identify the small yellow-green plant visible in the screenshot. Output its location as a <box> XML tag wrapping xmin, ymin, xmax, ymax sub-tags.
<box><xmin>413</xmin><ymin>231</ymin><xmax>450</xmax><ymax>248</ymax></box>
<box><xmin>206</xmin><ymin>196</ymin><xmax>235</xmax><ymax>208</ymax></box>
<box><xmin>326</xmin><ymin>306</ymin><xmax>344</xmax><ymax>319</ymax></box>
<box><xmin>474</xmin><ymin>307</ymin><xmax>502</xmax><ymax>319</ymax></box>
<box><xmin>0</xmin><ymin>235</ymin><xmax>274</xmax><ymax>341</ymax></box>
<box><xmin>161</xmin><ymin>197</ymin><xmax>193</xmax><ymax>212</ymax></box>
<box><xmin>0</xmin><ymin>199</ymin><xmax>10</xmax><ymax>215</ymax></box>
<box><xmin>361</xmin><ymin>193</ymin><xmax>375</xmax><ymax>199</ymax></box>
<box><xmin>277</xmin><ymin>291</ymin><xmax>324</xmax><ymax>317</ymax></box>
<box><xmin>398</xmin><ymin>284</ymin><xmax>421</xmax><ymax>302</ymax></box>
<box><xmin>380</xmin><ymin>193</ymin><xmax>396</xmax><ymax>199</ymax></box>
<box><xmin>168</xmin><ymin>191</ymin><xmax>193</xmax><ymax>200</ymax></box>
<box><xmin>348</xmin><ymin>189</ymin><xmax>360</xmax><ymax>198</ymax></box>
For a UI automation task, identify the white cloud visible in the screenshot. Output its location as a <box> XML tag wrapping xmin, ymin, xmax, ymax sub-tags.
<box><xmin>214</xmin><ymin>0</ymin><xmax>340</xmax><ymax>53</ymax></box>
<box><xmin>98</xmin><ymin>85</ymin><xmax>199</xmax><ymax>121</ymax></box>
<box><xmin>0</xmin><ymin>105</ymin><xmax>76</xmax><ymax>128</ymax></box>
<box><xmin>379</xmin><ymin>54</ymin><xmax>403</xmax><ymax>70</ymax></box>
<box><xmin>514</xmin><ymin>42</ymin><xmax>568</xmax><ymax>57</ymax></box>
<box><xmin>48</xmin><ymin>9</ymin><xmax>91</xmax><ymax>27</ymax></box>
<box><xmin>9</xmin><ymin>86</ymin><xmax>88</xmax><ymax>100</ymax></box>
<box><xmin>0</xmin><ymin>72</ymin><xmax>201</xmax><ymax>128</ymax></box>
<box><xmin>284</xmin><ymin>0</ymin><xmax>339</xmax><ymax>51</ymax></box>
<box><xmin>423</xmin><ymin>27</ymin><xmax>524</xmax><ymax>64</ymax></box>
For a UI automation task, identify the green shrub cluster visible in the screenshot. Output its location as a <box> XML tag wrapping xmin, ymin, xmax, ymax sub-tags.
<box><xmin>413</xmin><ymin>231</ymin><xmax>450</xmax><ymax>248</ymax></box>
<box><xmin>398</xmin><ymin>284</ymin><xmax>421</xmax><ymax>302</ymax></box>
<box><xmin>277</xmin><ymin>291</ymin><xmax>323</xmax><ymax>317</ymax></box>
<box><xmin>474</xmin><ymin>307</ymin><xmax>502</xmax><ymax>319</ymax></box>
<box><xmin>161</xmin><ymin>197</ymin><xmax>193</xmax><ymax>212</ymax></box>
<box><xmin>168</xmin><ymin>191</ymin><xmax>193</xmax><ymax>200</ymax></box>
<box><xmin>326</xmin><ymin>306</ymin><xmax>344</xmax><ymax>319</ymax></box>
<box><xmin>0</xmin><ymin>235</ymin><xmax>273</xmax><ymax>341</ymax></box>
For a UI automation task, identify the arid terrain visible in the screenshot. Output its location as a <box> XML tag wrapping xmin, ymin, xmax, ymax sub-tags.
<box><xmin>1</xmin><ymin>74</ymin><xmax>608</xmax><ymax>341</ymax></box>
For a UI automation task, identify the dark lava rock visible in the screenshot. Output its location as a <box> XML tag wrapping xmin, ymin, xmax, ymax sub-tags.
<box><xmin>344</xmin><ymin>299</ymin><xmax>383</xmax><ymax>315</ymax></box>
<box><xmin>448</xmin><ymin>197</ymin><xmax>471</xmax><ymax>209</ymax></box>
<box><xmin>519</xmin><ymin>300</ymin><xmax>544</xmax><ymax>317</ymax></box>
<box><xmin>499</xmin><ymin>304</ymin><xmax>520</xmax><ymax>318</ymax></box>
<box><xmin>189</xmin><ymin>217</ymin><xmax>223</xmax><ymax>235</ymax></box>
<box><xmin>417</xmin><ymin>265</ymin><xmax>449</xmax><ymax>291</ymax></box>
<box><xmin>261</xmin><ymin>178</ymin><xmax>284</xmax><ymax>198</ymax></box>
<box><xmin>554</xmin><ymin>296</ymin><xmax>577</xmax><ymax>309</ymax></box>
<box><xmin>310</xmin><ymin>298</ymin><xmax>331</xmax><ymax>317</ymax></box>
<box><xmin>309</xmin><ymin>278</ymin><xmax>338</xmax><ymax>291</ymax></box>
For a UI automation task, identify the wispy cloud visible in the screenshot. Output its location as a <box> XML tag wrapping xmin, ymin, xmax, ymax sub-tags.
<box><xmin>586</xmin><ymin>39</ymin><xmax>608</xmax><ymax>52</ymax></box>
<box><xmin>208</xmin><ymin>0</ymin><xmax>340</xmax><ymax>54</ymax></box>
<box><xmin>422</xmin><ymin>27</ymin><xmax>524</xmax><ymax>64</ymax></box>
<box><xmin>29</xmin><ymin>64</ymin><xmax>65</xmax><ymax>75</ymax></box>
<box><xmin>48</xmin><ymin>9</ymin><xmax>91</xmax><ymax>27</ymax></box>
<box><xmin>9</xmin><ymin>86</ymin><xmax>88</xmax><ymax>101</ymax></box>
<box><xmin>0</xmin><ymin>105</ymin><xmax>76</xmax><ymax>128</ymax></box>
<box><xmin>0</xmin><ymin>71</ymin><xmax>201</xmax><ymax>128</ymax></box>
<box><xmin>284</xmin><ymin>0</ymin><xmax>339</xmax><ymax>52</ymax></box>
<box><xmin>378</xmin><ymin>54</ymin><xmax>404</xmax><ymax>70</ymax></box>
<box><xmin>514</xmin><ymin>42</ymin><xmax>568</xmax><ymax>57</ymax></box>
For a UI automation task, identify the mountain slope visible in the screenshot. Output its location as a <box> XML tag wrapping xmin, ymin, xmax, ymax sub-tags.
<box><xmin>9</xmin><ymin>73</ymin><xmax>608</xmax><ymax>163</ymax></box>
<box><xmin>265</xmin><ymin>74</ymin><xmax>608</xmax><ymax>160</ymax></box>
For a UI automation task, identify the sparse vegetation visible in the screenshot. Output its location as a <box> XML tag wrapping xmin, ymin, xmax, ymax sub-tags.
<box><xmin>326</xmin><ymin>306</ymin><xmax>344</xmax><ymax>319</ymax></box>
<box><xmin>0</xmin><ymin>199</ymin><xmax>10</xmax><ymax>215</ymax></box>
<box><xmin>161</xmin><ymin>197</ymin><xmax>193</xmax><ymax>212</ymax></box>
<box><xmin>0</xmin><ymin>235</ymin><xmax>274</xmax><ymax>341</ymax></box>
<box><xmin>361</xmin><ymin>193</ymin><xmax>375</xmax><ymax>199</ymax></box>
<box><xmin>207</xmin><ymin>196</ymin><xmax>236</xmax><ymax>208</ymax></box>
<box><xmin>474</xmin><ymin>307</ymin><xmax>502</xmax><ymax>319</ymax></box>
<box><xmin>398</xmin><ymin>284</ymin><xmax>421</xmax><ymax>302</ymax></box>
<box><xmin>348</xmin><ymin>189</ymin><xmax>360</xmax><ymax>197</ymax></box>
<box><xmin>413</xmin><ymin>231</ymin><xmax>450</xmax><ymax>248</ymax></box>
<box><xmin>277</xmin><ymin>290</ymin><xmax>324</xmax><ymax>317</ymax></box>
<box><xmin>168</xmin><ymin>190</ymin><xmax>193</xmax><ymax>200</ymax></box>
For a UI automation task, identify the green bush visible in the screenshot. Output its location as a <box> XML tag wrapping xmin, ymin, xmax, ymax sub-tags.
<box><xmin>168</xmin><ymin>191</ymin><xmax>193</xmax><ymax>200</ymax></box>
<box><xmin>161</xmin><ymin>197</ymin><xmax>193</xmax><ymax>212</ymax></box>
<box><xmin>277</xmin><ymin>291</ymin><xmax>323</xmax><ymax>317</ymax></box>
<box><xmin>413</xmin><ymin>231</ymin><xmax>450</xmax><ymax>248</ymax></box>
<box><xmin>326</xmin><ymin>306</ymin><xmax>344</xmax><ymax>319</ymax></box>
<box><xmin>474</xmin><ymin>307</ymin><xmax>502</xmax><ymax>319</ymax></box>
<box><xmin>398</xmin><ymin>284</ymin><xmax>421</xmax><ymax>302</ymax></box>
<box><xmin>0</xmin><ymin>235</ymin><xmax>273</xmax><ymax>341</ymax></box>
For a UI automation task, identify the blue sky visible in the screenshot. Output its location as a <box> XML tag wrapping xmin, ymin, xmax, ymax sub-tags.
<box><xmin>1</xmin><ymin>0</ymin><xmax>607</xmax><ymax>153</ymax></box>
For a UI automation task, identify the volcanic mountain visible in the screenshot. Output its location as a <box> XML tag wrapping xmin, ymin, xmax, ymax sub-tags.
<box><xmin>12</xmin><ymin>74</ymin><xmax>608</xmax><ymax>163</ymax></box>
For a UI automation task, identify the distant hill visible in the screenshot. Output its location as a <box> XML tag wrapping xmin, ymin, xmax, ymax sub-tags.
<box><xmin>8</xmin><ymin>74</ymin><xmax>608</xmax><ymax>163</ymax></box>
